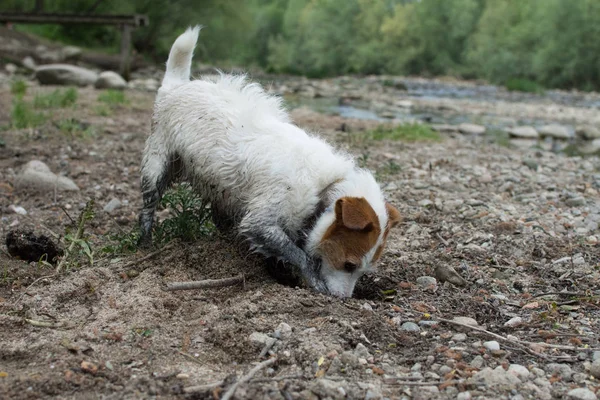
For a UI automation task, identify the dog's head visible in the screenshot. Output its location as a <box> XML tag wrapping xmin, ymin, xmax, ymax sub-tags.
<box><xmin>308</xmin><ymin>196</ymin><xmax>401</xmax><ymax>297</ymax></box>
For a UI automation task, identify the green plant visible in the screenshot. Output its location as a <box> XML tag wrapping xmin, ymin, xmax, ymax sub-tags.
<box><xmin>56</xmin><ymin>118</ymin><xmax>96</xmax><ymax>140</ymax></box>
<box><xmin>368</xmin><ymin>123</ymin><xmax>441</xmax><ymax>142</ymax></box>
<box><xmin>376</xmin><ymin>160</ymin><xmax>402</xmax><ymax>181</ymax></box>
<box><xmin>33</xmin><ymin>87</ymin><xmax>78</xmax><ymax>109</ymax></box>
<box><xmin>56</xmin><ymin>200</ymin><xmax>96</xmax><ymax>273</ymax></box>
<box><xmin>94</xmin><ymin>104</ymin><xmax>112</xmax><ymax>116</ymax></box>
<box><xmin>98</xmin><ymin>90</ymin><xmax>127</xmax><ymax>106</ymax></box>
<box><xmin>505</xmin><ymin>78</ymin><xmax>545</xmax><ymax>94</ymax></box>
<box><xmin>11</xmin><ymin>79</ymin><xmax>27</xmax><ymax>97</ymax></box>
<box><xmin>153</xmin><ymin>183</ymin><xmax>214</xmax><ymax>244</ymax></box>
<box><xmin>11</xmin><ymin>99</ymin><xmax>47</xmax><ymax>129</ymax></box>
<box><xmin>102</xmin><ymin>229</ymin><xmax>141</xmax><ymax>256</ymax></box>
<box><xmin>357</xmin><ymin>153</ymin><xmax>370</xmax><ymax>168</ymax></box>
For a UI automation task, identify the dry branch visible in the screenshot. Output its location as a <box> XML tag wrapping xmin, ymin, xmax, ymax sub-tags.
<box><xmin>221</xmin><ymin>358</ymin><xmax>277</xmax><ymax>400</ymax></box>
<box><xmin>165</xmin><ymin>275</ymin><xmax>244</xmax><ymax>291</ymax></box>
<box><xmin>119</xmin><ymin>241</ymin><xmax>177</xmax><ymax>271</ymax></box>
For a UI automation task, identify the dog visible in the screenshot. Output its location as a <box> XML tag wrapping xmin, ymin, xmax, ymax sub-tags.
<box><xmin>138</xmin><ymin>26</ymin><xmax>401</xmax><ymax>297</ymax></box>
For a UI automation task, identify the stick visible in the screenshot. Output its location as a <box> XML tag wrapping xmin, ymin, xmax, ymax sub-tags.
<box><xmin>251</xmin><ymin>374</ymin><xmax>305</xmax><ymax>383</ymax></box>
<box><xmin>384</xmin><ymin>380</ymin><xmax>456</xmax><ymax>386</ymax></box>
<box><xmin>183</xmin><ymin>380</ymin><xmax>224</xmax><ymax>394</ymax></box>
<box><xmin>165</xmin><ymin>275</ymin><xmax>244</xmax><ymax>291</ymax></box>
<box><xmin>221</xmin><ymin>358</ymin><xmax>277</xmax><ymax>400</ymax></box>
<box><xmin>24</xmin><ymin>318</ymin><xmax>64</xmax><ymax>328</ymax></box>
<box><xmin>532</xmin><ymin>291</ymin><xmax>598</xmax><ymax>299</ymax></box>
<box><xmin>259</xmin><ymin>337</ymin><xmax>278</xmax><ymax>358</ymax></box>
<box><xmin>178</xmin><ymin>350</ymin><xmax>204</xmax><ymax>366</ymax></box>
<box><xmin>119</xmin><ymin>241</ymin><xmax>177</xmax><ymax>271</ymax></box>
<box><xmin>12</xmin><ymin>274</ymin><xmax>57</xmax><ymax>306</ymax></box>
<box><xmin>437</xmin><ymin>317</ymin><xmax>600</xmax><ymax>353</ymax></box>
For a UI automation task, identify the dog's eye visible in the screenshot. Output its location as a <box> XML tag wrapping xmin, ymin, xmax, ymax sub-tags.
<box><xmin>343</xmin><ymin>262</ymin><xmax>358</xmax><ymax>273</ymax></box>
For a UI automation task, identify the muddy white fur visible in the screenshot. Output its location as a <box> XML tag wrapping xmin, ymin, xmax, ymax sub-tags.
<box><xmin>139</xmin><ymin>26</ymin><xmax>401</xmax><ymax>297</ymax></box>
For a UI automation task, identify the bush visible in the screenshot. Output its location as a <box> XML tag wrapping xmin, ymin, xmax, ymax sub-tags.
<box><xmin>33</xmin><ymin>88</ymin><xmax>78</xmax><ymax>109</ymax></box>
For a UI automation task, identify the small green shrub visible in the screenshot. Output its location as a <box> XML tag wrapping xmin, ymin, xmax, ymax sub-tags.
<box><xmin>505</xmin><ymin>78</ymin><xmax>545</xmax><ymax>94</ymax></box>
<box><xmin>368</xmin><ymin>123</ymin><xmax>441</xmax><ymax>142</ymax></box>
<box><xmin>98</xmin><ymin>90</ymin><xmax>127</xmax><ymax>106</ymax></box>
<box><xmin>94</xmin><ymin>104</ymin><xmax>112</xmax><ymax>116</ymax></box>
<box><xmin>34</xmin><ymin>87</ymin><xmax>78</xmax><ymax>109</ymax></box>
<box><xmin>11</xmin><ymin>99</ymin><xmax>47</xmax><ymax>129</ymax></box>
<box><xmin>56</xmin><ymin>118</ymin><xmax>96</xmax><ymax>140</ymax></box>
<box><xmin>11</xmin><ymin>79</ymin><xmax>27</xmax><ymax>97</ymax></box>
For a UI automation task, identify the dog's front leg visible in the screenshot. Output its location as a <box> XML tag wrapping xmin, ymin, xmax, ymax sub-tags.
<box><xmin>240</xmin><ymin>217</ymin><xmax>328</xmax><ymax>293</ymax></box>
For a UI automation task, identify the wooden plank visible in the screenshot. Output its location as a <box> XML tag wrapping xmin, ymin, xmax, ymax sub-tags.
<box><xmin>0</xmin><ymin>13</ymin><xmax>148</xmax><ymax>27</ymax></box>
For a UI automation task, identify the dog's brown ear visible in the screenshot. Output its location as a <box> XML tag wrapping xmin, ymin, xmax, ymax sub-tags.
<box><xmin>335</xmin><ymin>197</ymin><xmax>376</xmax><ymax>231</ymax></box>
<box><xmin>386</xmin><ymin>202</ymin><xmax>402</xmax><ymax>228</ymax></box>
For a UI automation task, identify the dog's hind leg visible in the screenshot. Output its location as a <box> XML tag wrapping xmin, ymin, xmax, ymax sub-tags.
<box><xmin>138</xmin><ymin>144</ymin><xmax>181</xmax><ymax>248</ymax></box>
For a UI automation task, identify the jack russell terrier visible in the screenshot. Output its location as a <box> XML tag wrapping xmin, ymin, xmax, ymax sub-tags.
<box><xmin>138</xmin><ymin>26</ymin><xmax>401</xmax><ymax>297</ymax></box>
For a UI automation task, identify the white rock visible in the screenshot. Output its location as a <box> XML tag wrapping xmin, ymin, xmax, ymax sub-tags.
<box><xmin>354</xmin><ymin>343</ymin><xmax>371</xmax><ymax>359</ymax></box>
<box><xmin>453</xmin><ymin>316</ymin><xmax>478</xmax><ymax>326</ymax></box>
<box><xmin>8</xmin><ymin>205</ymin><xmax>27</xmax><ymax>215</ymax></box>
<box><xmin>5</xmin><ymin>63</ymin><xmax>17</xmax><ymax>74</ymax></box>
<box><xmin>456</xmin><ymin>392</ymin><xmax>472</xmax><ymax>400</ymax></box>
<box><xmin>416</xmin><ymin>276</ymin><xmax>437</xmax><ymax>288</ymax></box>
<box><xmin>248</xmin><ymin>332</ymin><xmax>270</xmax><ymax>346</ymax></box>
<box><xmin>61</xmin><ymin>46</ymin><xmax>82</xmax><ymax>60</ymax></box>
<box><xmin>400</xmin><ymin>322</ymin><xmax>420</xmax><ymax>333</ymax></box>
<box><xmin>361</xmin><ymin>303</ymin><xmax>373</xmax><ymax>313</ymax></box>
<box><xmin>567</xmin><ymin>388</ymin><xmax>597</xmax><ymax>400</ymax></box>
<box><xmin>452</xmin><ymin>333</ymin><xmax>467</xmax><ymax>342</ymax></box>
<box><xmin>590</xmin><ymin>359</ymin><xmax>600</xmax><ymax>379</ymax></box>
<box><xmin>538</xmin><ymin>124</ymin><xmax>571</xmax><ymax>139</ymax></box>
<box><xmin>95</xmin><ymin>71</ymin><xmax>127</xmax><ymax>90</ymax></box>
<box><xmin>504</xmin><ymin>316</ymin><xmax>523</xmax><ymax>328</ymax></box>
<box><xmin>508</xmin><ymin>364</ymin><xmax>530</xmax><ymax>380</ymax></box>
<box><xmin>506</xmin><ymin>126</ymin><xmax>539</xmax><ymax>139</ymax></box>
<box><xmin>470</xmin><ymin>366</ymin><xmax>521</xmax><ymax>390</ymax></box>
<box><xmin>103</xmin><ymin>198</ymin><xmax>122</xmax><ymax>213</ymax></box>
<box><xmin>483</xmin><ymin>341</ymin><xmax>500</xmax><ymax>351</ymax></box>
<box><xmin>276</xmin><ymin>322</ymin><xmax>292</xmax><ymax>335</ymax></box>
<box><xmin>14</xmin><ymin>160</ymin><xmax>79</xmax><ymax>193</ymax></box>
<box><xmin>458</xmin><ymin>123</ymin><xmax>486</xmax><ymax>135</ymax></box>
<box><xmin>22</xmin><ymin>56</ymin><xmax>36</xmax><ymax>70</ymax></box>
<box><xmin>578</xmin><ymin>138</ymin><xmax>600</xmax><ymax>155</ymax></box>
<box><xmin>576</xmin><ymin>125</ymin><xmax>600</xmax><ymax>140</ymax></box>
<box><xmin>35</xmin><ymin>64</ymin><xmax>98</xmax><ymax>86</ymax></box>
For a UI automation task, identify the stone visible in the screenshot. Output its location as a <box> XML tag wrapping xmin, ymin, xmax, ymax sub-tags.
<box><xmin>483</xmin><ymin>341</ymin><xmax>500</xmax><ymax>351</ymax></box>
<box><xmin>508</xmin><ymin>364</ymin><xmax>530</xmax><ymax>381</ymax></box>
<box><xmin>248</xmin><ymin>332</ymin><xmax>270</xmax><ymax>346</ymax></box>
<box><xmin>453</xmin><ymin>316</ymin><xmax>478</xmax><ymax>326</ymax></box>
<box><xmin>103</xmin><ymin>198</ymin><xmax>122</xmax><ymax>213</ymax></box>
<box><xmin>95</xmin><ymin>71</ymin><xmax>127</xmax><ymax>90</ymax></box>
<box><xmin>578</xmin><ymin>138</ymin><xmax>600</xmax><ymax>155</ymax></box>
<box><xmin>354</xmin><ymin>343</ymin><xmax>371</xmax><ymax>359</ymax></box>
<box><xmin>5</xmin><ymin>63</ymin><xmax>17</xmax><ymax>74</ymax></box>
<box><xmin>22</xmin><ymin>56</ymin><xmax>36</xmax><ymax>70</ymax></box>
<box><xmin>590</xmin><ymin>359</ymin><xmax>600</xmax><ymax>379</ymax></box>
<box><xmin>311</xmin><ymin>379</ymin><xmax>347</xmax><ymax>400</ymax></box>
<box><xmin>416</xmin><ymin>276</ymin><xmax>437</xmax><ymax>288</ymax></box>
<box><xmin>507</xmin><ymin>126</ymin><xmax>539</xmax><ymax>139</ymax></box>
<box><xmin>456</xmin><ymin>392</ymin><xmax>472</xmax><ymax>400</ymax></box>
<box><xmin>128</xmin><ymin>78</ymin><xmax>159</xmax><ymax>91</ymax></box>
<box><xmin>35</xmin><ymin>64</ymin><xmax>98</xmax><ymax>86</ymax></box>
<box><xmin>567</xmin><ymin>388</ymin><xmax>597</xmax><ymax>400</ymax></box>
<box><xmin>576</xmin><ymin>125</ymin><xmax>600</xmax><ymax>140</ymax></box>
<box><xmin>566</xmin><ymin>197</ymin><xmax>586</xmax><ymax>207</ymax></box>
<box><xmin>340</xmin><ymin>351</ymin><xmax>358</xmax><ymax>368</ymax></box>
<box><xmin>470</xmin><ymin>356</ymin><xmax>485</xmax><ymax>369</ymax></box>
<box><xmin>504</xmin><ymin>317</ymin><xmax>523</xmax><ymax>328</ymax></box>
<box><xmin>546</xmin><ymin>363</ymin><xmax>572</xmax><ymax>381</ymax></box>
<box><xmin>593</xmin><ymin>351</ymin><xmax>600</xmax><ymax>362</ymax></box>
<box><xmin>14</xmin><ymin>160</ymin><xmax>79</xmax><ymax>193</ymax></box>
<box><xmin>470</xmin><ymin>366</ymin><xmax>521</xmax><ymax>390</ymax></box>
<box><xmin>8</xmin><ymin>205</ymin><xmax>27</xmax><ymax>215</ymax></box>
<box><xmin>452</xmin><ymin>333</ymin><xmax>467</xmax><ymax>342</ymax></box>
<box><xmin>538</xmin><ymin>124</ymin><xmax>571</xmax><ymax>139</ymax></box>
<box><xmin>61</xmin><ymin>46</ymin><xmax>82</xmax><ymax>60</ymax></box>
<box><xmin>400</xmin><ymin>322</ymin><xmax>420</xmax><ymax>333</ymax></box>
<box><xmin>458</xmin><ymin>123</ymin><xmax>486</xmax><ymax>135</ymax></box>
<box><xmin>276</xmin><ymin>322</ymin><xmax>292</xmax><ymax>336</ymax></box>
<box><xmin>431</xmin><ymin>124</ymin><xmax>459</xmax><ymax>133</ymax></box>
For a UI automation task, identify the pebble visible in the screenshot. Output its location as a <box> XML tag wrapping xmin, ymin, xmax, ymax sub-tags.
<box><xmin>593</xmin><ymin>351</ymin><xmax>600</xmax><ymax>362</ymax></box>
<box><xmin>470</xmin><ymin>356</ymin><xmax>485</xmax><ymax>369</ymax></box>
<box><xmin>453</xmin><ymin>316</ymin><xmax>478</xmax><ymax>326</ymax></box>
<box><xmin>248</xmin><ymin>332</ymin><xmax>270</xmax><ymax>346</ymax></box>
<box><xmin>361</xmin><ymin>303</ymin><xmax>373</xmax><ymax>313</ymax></box>
<box><xmin>546</xmin><ymin>363</ymin><xmax>572</xmax><ymax>381</ymax></box>
<box><xmin>508</xmin><ymin>364</ymin><xmax>530</xmax><ymax>380</ymax></box>
<box><xmin>566</xmin><ymin>197</ymin><xmax>586</xmax><ymax>207</ymax></box>
<box><xmin>456</xmin><ymin>392</ymin><xmax>472</xmax><ymax>400</ymax></box>
<box><xmin>504</xmin><ymin>317</ymin><xmax>523</xmax><ymax>328</ymax></box>
<box><xmin>354</xmin><ymin>343</ymin><xmax>371</xmax><ymax>359</ymax></box>
<box><xmin>470</xmin><ymin>366</ymin><xmax>521</xmax><ymax>390</ymax></box>
<box><xmin>538</xmin><ymin>124</ymin><xmax>571</xmax><ymax>139</ymax></box>
<box><xmin>507</xmin><ymin>126</ymin><xmax>539</xmax><ymax>139</ymax></box>
<box><xmin>590</xmin><ymin>359</ymin><xmax>600</xmax><ymax>379</ymax></box>
<box><xmin>458</xmin><ymin>123</ymin><xmax>486</xmax><ymax>135</ymax></box>
<box><xmin>8</xmin><ymin>205</ymin><xmax>27</xmax><ymax>215</ymax></box>
<box><xmin>400</xmin><ymin>322</ymin><xmax>420</xmax><ymax>333</ymax></box>
<box><xmin>567</xmin><ymin>388</ymin><xmax>597</xmax><ymax>400</ymax></box>
<box><xmin>418</xmin><ymin>199</ymin><xmax>433</xmax><ymax>207</ymax></box>
<box><xmin>416</xmin><ymin>276</ymin><xmax>437</xmax><ymax>288</ymax></box>
<box><xmin>452</xmin><ymin>333</ymin><xmax>467</xmax><ymax>342</ymax></box>
<box><xmin>483</xmin><ymin>341</ymin><xmax>500</xmax><ymax>351</ymax></box>
<box><xmin>14</xmin><ymin>160</ymin><xmax>79</xmax><ymax>193</ymax></box>
<box><xmin>103</xmin><ymin>198</ymin><xmax>122</xmax><ymax>213</ymax></box>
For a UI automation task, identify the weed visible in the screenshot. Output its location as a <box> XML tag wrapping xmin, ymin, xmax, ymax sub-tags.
<box><xmin>505</xmin><ymin>78</ymin><xmax>545</xmax><ymax>94</ymax></box>
<box><xmin>368</xmin><ymin>123</ymin><xmax>441</xmax><ymax>142</ymax></box>
<box><xmin>11</xmin><ymin>79</ymin><xmax>27</xmax><ymax>97</ymax></box>
<box><xmin>56</xmin><ymin>118</ymin><xmax>96</xmax><ymax>140</ymax></box>
<box><xmin>56</xmin><ymin>200</ymin><xmax>96</xmax><ymax>272</ymax></box>
<box><xmin>381</xmin><ymin>79</ymin><xmax>407</xmax><ymax>90</ymax></box>
<box><xmin>98</xmin><ymin>90</ymin><xmax>127</xmax><ymax>106</ymax></box>
<box><xmin>488</xmin><ymin>129</ymin><xmax>512</xmax><ymax>148</ymax></box>
<box><xmin>34</xmin><ymin>87</ymin><xmax>78</xmax><ymax>109</ymax></box>
<box><xmin>94</xmin><ymin>104</ymin><xmax>112</xmax><ymax>116</ymax></box>
<box><xmin>102</xmin><ymin>229</ymin><xmax>141</xmax><ymax>256</ymax></box>
<box><xmin>11</xmin><ymin>98</ymin><xmax>47</xmax><ymax>129</ymax></box>
<box><xmin>376</xmin><ymin>160</ymin><xmax>402</xmax><ymax>181</ymax></box>
<box><xmin>357</xmin><ymin>153</ymin><xmax>370</xmax><ymax>168</ymax></box>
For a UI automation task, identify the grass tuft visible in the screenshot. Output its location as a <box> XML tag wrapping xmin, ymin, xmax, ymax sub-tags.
<box><xmin>368</xmin><ymin>123</ymin><xmax>441</xmax><ymax>142</ymax></box>
<box><xmin>11</xmin><ymin>99</ymin><xmax>47</xmax><ymax>129</ymax></box>
<box><xmin>56</xmin><ymin>118</ymin><xmax>96</xmax><ymax>140</ymax></box>
<box><xmin>34</xmin><ymin>87</ymin><xmax>78</xmax><ymax>109</ymax></box>
<box><xmin>98</xmin><ymin>90</ymin><xmax>127</xmax><ymax>106</ymax></box>
<box><xmin>505</xmin><ymin>78</ymin><xmax>545</xmax><ymax>94</ymax></box>
<box><xmin>11</xmin><ymin>79</ymin><xmax>27</xmax><ymax>97</ymax></box>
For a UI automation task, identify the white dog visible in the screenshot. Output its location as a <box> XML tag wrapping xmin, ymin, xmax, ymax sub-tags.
<box><xmin>138</xmin><ymin>26</ymin><xmax>401</xmax><ymax>297</ymax></box>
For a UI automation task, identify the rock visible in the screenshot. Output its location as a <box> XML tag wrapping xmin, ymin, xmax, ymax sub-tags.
<box><xmin>458</xmin><ymin>123</ymin><xmax>486</xmax><ymax>135</ymax></box>
<box><xmin>5</xmin><ymin>63</ymin><xmax>17</xmax><ymax>74</ymax></box>
<box><xmin>396</xmin><ymin>100</ymin><xmax>413</xmax><ymax>108</ymax></box>
<box><xmin>361</xmin><ymin>303</ymin><xmax>373</xmax><ymax>313</ymax></box>
<box><xmin>483</xmin><ymin>341</ymin><xmax>500</xmax><ymax>351</ymax></box>
<box><xmin>538</xmin><ymin>124</ymin><xmax>571</xmax><ymax>139</ymax></box>
<box><xmin>248</xmin><ymin>332</ymin><xmax>270</xmax><ymax>346</ymax></box>
<box><xmin>416</xmin><ymin>276</ymin><xmax>437</xmax><ymax>288</ymax></box>
<box><xmin>453</xmin><ymin>316</ymin><xmax>478</xmax><ymax>327</ymax></box>
<box><xmin>431</xmin><ymin>124</ymin><xmax>459</xmax><ymax>133</ymax></box>
<box><xmin>276</xmin><ymin>322</ymin><xmax>292</xmax><ymax>337</ymax></box>
<box><xmin>311</xmin><ymin>379</ymin><xmax>346</xmax><ymax>400</ymax></box>
<box><xmin>593</xmin><ymin>351</ymin><xmax>600</xmax><ymax>362</ymax></box>
<box><xmin>470</xmin><ymin>356</ymin><xmax>485</xmax><ymax>369</ymax></box>
<box><xmin>340</xmin><ymin>351</ymin><xmax>358</xmax><ymax>368</ymax></box>
<box><xmin>578</xmin><ymin>138</ymin><xmax>600</xmax><ymax>155</ymax></box>
<box><xmin>418</xmin><ymin>199</ymin><xmax>433</xmax><ymax>207</ymax></box>
<box><xmin>508</xmin><ymin>364</ymin><xmax>530</xmax><ymax>381</ymax></box>
<box><xmin>103</xmin><ymin>198</ymin><xmax>122</xmax><ymax>213</ymax></box>
<box><xmin>576</xmin><ymin>125</ymin><xmax>600</xmax><ymax>140</ymax></box>
<box><xmin>567</xmin><ymin>388</ymin><xmax>597</xmax><ymax>400</ymax></box>
<box><xmin>354</xmin><ymin>343</ymin><xmax>371</xmax><ymax>359</ymax></box>
<box><xmin>504</xmin><ymin>317</ymin><xmax>523</xmax><ymax>328</ymax></box>
<box><xmin>61</xmin><ymin>46</ymin><xmax>82</xmax><ymax>60</ymax></box>
<box><xmin>22</xmin><ymin>56</ymin><xmax>36</xmax><ymax>70</ymax></box>
<box><xmin>6</xmin><ymin>230</ymin><xmax>62</xmax><ymax>264</ymax></box>
<box><xmin>95</xmin><ymin>71</ymin><xmax>127</xmax><ymax>90</ymax></box>
<box><xmin>452</xmin><ymin>333</ymin><xmax>467</xmax><ymax>342</ymax></box>
<box><xmin>566</xmin><ymin>197</ymin><xmax>586</xmax><ymax>207</ymax></box>
<box><xmin>456</xmin><ymin>392</ymin><xmax>472</xmax><ymax>400</ymax></box>
<box><xmin>14</xmin><ymin>160</ymin><xmax>79</xmax><ymax>193</ymax></box>
<box><xmin>129</xmin><ymin>78</ymin><xmax>159</xmax><ymax>91</ymax></box>
<box><xmin>435</xmin><ymin>264</ymin><xmax>468</xmax><ymax>287</ymax></box>
<box><xmin>400</xmin><ymin>322</ymin><xmax>420</xmax><ymax>333</ymax></box>
<box><xmin>35</xmin><ymin>64</ymin><xmax>98</xmax><ymax>86</ymax></box>
<box><xmin>507</xmin><ymin>126</ymin><xmax>539</xmax><ymax>139</ymax></box>
<box><xmin>546</xmin><ymin>363</ymin><xmax>572</xmax><ymax>381</ymax></box>
<box><xmin>8</xmin><ymin>205</ymin><xmax>27</xmax><ymax>215</ymax></box>
<box><xmin>470</xmin><ymin>366</ymin><xmax>521</xmax><ymax>390</ymax></box>
<box><xmin>590</xmin><ymin>359</ymin><xmax>600</xmax><ymax>379</ymax></box>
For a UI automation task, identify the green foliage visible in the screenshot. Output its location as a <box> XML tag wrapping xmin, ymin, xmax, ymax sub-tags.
<box><xmin>11</xmin><ymin>79</ymin><xmax>27</xmax><ymax>97</ymax></box>
<box><xmin>102</xmin><ymin>229</ymin><xmax>141</xmax><ymax>256</ymax></box>
<box><xmin>11</xmin><ymin>99</ymin><xmax>47</xmax><ymax>129</ymax></box>
<box><xmin>376</xmin><ymin>160</ymin><xmax>402</xmax><ymax>182</ymax></box>
<box><xmin>97</xmin><ymin>90</ymin><xmax>127</xmax><ymax>106</ymax></box>
<box><xmin>154</xmin><ymin>183</ymin><xmax>215</xmax><ymax>244</ymax></box>
<box><xmin>505</xmin><ymin>78</ymin><xmax>545</xmax><ymax>94</ymax></box>
<box><xmin>368</xmin><ymin>123</ymin><xmax>441</xmax><ymax>142</ymax></box>
<box><xmin>58</xmin><ymin>200</ymin><xmax>96</xmax><ymax>271</ymax></box>
<box><xmin>56</xmin><ymin>118</ymin><xmax>96</xmax><ymax>140</ymax></box>
<box><xmin>33</xmin><ymin>88</ymin><xmax>78</xmax><ymax>109</ymax></box>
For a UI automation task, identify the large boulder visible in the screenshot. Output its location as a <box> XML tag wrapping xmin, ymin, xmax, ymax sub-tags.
<box><xmin>458</xmin><ymin>123</ymin><xmax>486</xmax><ymax>135</ymax></box>
<box><xmin>576</xmin><ymin>125</ymin><xmax>600</xmax><ymax>140</ymax></box>
<box><xmin>538</xmin><ymin>124</ymin><xmax>572</xmax><ymax>139</ymax></box>
<box><xmin>95</xmin><ymin>71</ymin><xmax>127</xmax><ymax>90</ymax></box>
<box><xmin>14</xmin><ymin>160</ymin><xmax>79</xmax><ymax>193</ymax></box>
<box><xmin>35</xmin><ymin>64</ymin><xmax>98</xmax><ymax>86</ymax></box>
<box><xmin>506</xmin><ymin>126</ymin><xmax>539</xmax><ymax>139</ymax></box>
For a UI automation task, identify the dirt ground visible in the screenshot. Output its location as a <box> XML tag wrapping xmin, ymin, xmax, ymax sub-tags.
<box><xmin>0</xmin><ymin>77</ymin><xmax>599</xmax><ymax>400</ymax></box>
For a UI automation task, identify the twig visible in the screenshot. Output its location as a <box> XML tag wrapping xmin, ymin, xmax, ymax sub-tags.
<box><xmin>119</xmin><ymin>241</ymin><xmax>177</xmax><ymax>271</ymax></box>
<box><xmin>259</xmin><ymin>337</ymin><xmax>278</xmax><ymax>358</ymax></box>
<box><xmin>177</xmin><ymin>350</ymin><xmax>204</xmax><ymax>366</ymax></box>
<box><xmin>183</xmin><ymin>380</ymin><xmax>224</xmax><ymax>394</ymax></box>
<box><xmin>438</xmin><ymin>317</ymin><xmax>600</xmax><ymax>353</ymax></box>
<box><xmin>12</xmin><ymin>273</ymin><xmax>57</xmax><ymax>306</ymax></box>
<box><xmin>436</xmin><ymin>233</ymin><xmax>449</xmax><ymax>247</ymax></box>
<box><xmin>165</xmin><ymin>275</ymin><xmax>245</xmax><ymax>291</ymax></box>
<box><xmin>221</xmin><ymin>358</ymin><xmax>277</xmax><ymax>400</ymax></box>
<box><xmin>24</xmin><ymin>318</ymin><xmax>64</xmax><ymax>328</ymax></box>
<box><xmin>384</xmin><ymin>380</ymin><xmax>457</xmax><ymax>386</ymax></box>
<box><xmin>251</xmin><ymin>374</ymin><xmax>305</xmax><ymax>383</ymax></box>
<box><xmin>532</xmin><ymin>291</ymin><xmax>598</xmax><ymax>299</ymax></box>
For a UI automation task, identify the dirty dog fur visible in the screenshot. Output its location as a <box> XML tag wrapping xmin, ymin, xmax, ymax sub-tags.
<box><xmin>139</xmin><ymin>26</ymin><xmax>401</xmax><ymax>297</ymax></box>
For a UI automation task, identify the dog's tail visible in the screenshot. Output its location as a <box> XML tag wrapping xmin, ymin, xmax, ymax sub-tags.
<box><xmin>162</xmin><ymin>25</ymin><xmax>202</xmax><ymax>90</ymax></box>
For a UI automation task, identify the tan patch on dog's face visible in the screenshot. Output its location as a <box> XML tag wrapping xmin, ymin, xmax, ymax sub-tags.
<box><xmin>372</xmin><ymin>202</ymin><xmax>402</xmax><ymax>262</ymax></box>
<box><xmin>318</xmin><ymin>197</ymin><xmax>381</xmax><ymax>272</ymax></box>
